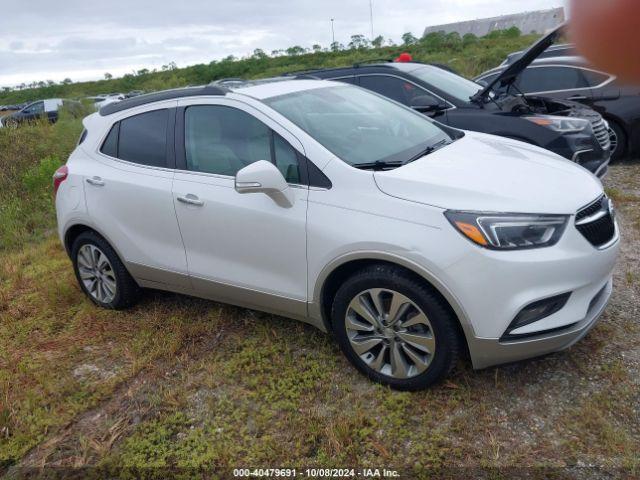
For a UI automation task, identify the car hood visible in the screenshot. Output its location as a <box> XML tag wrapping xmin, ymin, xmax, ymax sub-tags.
<box><xmin>374</xmin><ymin>132</ymin><xmax>603</xmax><ymax>214</ymax></box>
<box><xmin>471</xmin><ymin>24</ymin><xmax>565</xmax><ymax>102</ymax></box>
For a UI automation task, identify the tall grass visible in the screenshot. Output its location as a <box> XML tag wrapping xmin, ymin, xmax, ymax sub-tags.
<box><xmin>0</xmin><ymin>109</ymin><xmax>85</xmax><ymax>249</ymax></box>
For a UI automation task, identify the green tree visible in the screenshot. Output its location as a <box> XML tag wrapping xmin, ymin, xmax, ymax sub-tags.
<box><xmin>251</xmin><ymin>48</ymin><xmax>268</xmax><ymax>59</ymax></box>
<box><xmin>104</xmin><ymin>72</ymin><xmax>113</xmax><ymax>80</ymax></box>
<box><xmin>285</xmin><ymin>46</ymin><xmax>305</xmax><ymax>56</ymax></box>
<box><xmin>348</xmin><ymin>34</ymin><xmax>369</xmax><ymax>50</ymax></box>
<box><xmin>371</xmin><ymin>35</ymin><xmax>385</xmax><ymax>48</ymax></box>
<box><xmin>401</xmin><ymin>32</ymin><xmax>418</xmax><ymax>46</ymax></box>
<box><xmin>503</xmin><ymin>26</ymin><xmax>521</xmax><ymax>38</ymax></box>
<box><xmin>462</xmin><ymin>33</ymin><xmax>478</xmax><ymax>47</ymax></box>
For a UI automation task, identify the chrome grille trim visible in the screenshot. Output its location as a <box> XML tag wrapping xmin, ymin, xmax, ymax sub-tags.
<box><xmin>590</xmin><ymin>117</ymin><xmax>611</xmax><ymax>151</ymax></box>
<box><xmin>574</xmin><ymin>194</ymin><xmax>617</xmax><ymax>248</ymax></box>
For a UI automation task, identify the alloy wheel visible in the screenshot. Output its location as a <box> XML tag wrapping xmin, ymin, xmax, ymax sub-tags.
<box><xmin>77</xmin><ymin>244</ymin><xmax>117</xmax><ymax>303</ymax></box>
<box><xmin>608</xmin><ymin>127</ymin><xmax>618</xmax><ymax>157</ymax></box>
<box><xmin>345</xmin><ymin>288</ymin><xmax>436</xmax><ymax>379</ymax></box>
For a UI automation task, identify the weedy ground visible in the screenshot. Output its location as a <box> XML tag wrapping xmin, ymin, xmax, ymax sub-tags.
<box><xmin>0</xmin><ymin>119</ymin><xmax>639</xmax><ymax>479</ymax></box>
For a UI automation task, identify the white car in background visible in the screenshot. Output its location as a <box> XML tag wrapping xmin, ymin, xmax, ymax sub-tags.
<box><xmin>54</xmin><ymin>79</ymin><xmax>619</xmax><ymax>390</ymax></box>
<box><xmin>85</xmin><ymin>94</ymin><xmax>123</xmax><ymax>110</ymax></box>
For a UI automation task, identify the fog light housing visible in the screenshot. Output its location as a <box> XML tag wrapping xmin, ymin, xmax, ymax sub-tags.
<box><xmin>502</xmin><ymin>292</ymin><xmax>571</xmax><ymax>340</ymax></box>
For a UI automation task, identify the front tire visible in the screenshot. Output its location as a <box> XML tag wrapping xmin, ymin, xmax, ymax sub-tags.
<box><xmin>331</xmin><ymin>265</ymin><xmax>460</xmax><ymax>391</ymax></box>
<box><xmin>607</xmin><ymin>120</ymin><xmax>627</xmax><ymax>162</ymax></box>
<box><xmin>71</xmin><ymin>231</ymin><xmax>140</xmax><ymax>309</ymax></box>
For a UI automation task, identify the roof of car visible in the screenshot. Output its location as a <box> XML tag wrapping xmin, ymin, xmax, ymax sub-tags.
<box><xmin>291</xmin><ymin>61</ymin><xmax>427</xmax><ymax>77</ymax></box>
<box><xmin>98</xmin><ymin>78</ymin><xmax>337</xmax><ymax>116</ymax></box>
<box><xmin>479</xmin><ymin>56</ymin><xmax>590</xmax><ymax>78</ymax></box>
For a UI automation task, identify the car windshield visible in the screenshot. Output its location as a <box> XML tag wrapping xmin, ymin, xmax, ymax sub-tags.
<box><xmin>410</xmin><ymin>66</ymin><xmax>483</xmax><ymax>103</ymax></box>
<box><xmin>264</xmin><ymin>85</ymin><xmax>453</xmax><ymax>167</ymax></box>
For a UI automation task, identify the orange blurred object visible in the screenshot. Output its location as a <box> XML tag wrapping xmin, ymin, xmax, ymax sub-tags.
<box><xmin>569</xmin><ymin>0</ymin><xmax>640</xmax><ymax>83</ymax></box>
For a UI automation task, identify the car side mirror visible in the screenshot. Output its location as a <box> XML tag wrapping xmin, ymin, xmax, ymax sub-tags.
<box><xmin>410</xmin><ymin>95</ymin><xmax>447</xmax><ymax>114</ymax></box>
<box><xmin>235</xmin><ymin>160</ymin><xmax>294</xmax><ymax>207</ymax></box>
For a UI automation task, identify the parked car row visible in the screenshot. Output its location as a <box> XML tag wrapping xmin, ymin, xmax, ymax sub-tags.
<box><xmin>0</xmin><ymin>102</ymin><xmax>27</xmax><ymax>112</ymax></box>
<box><xmin>476</xmin><ymin>43</ymin><xmax>640</xmax><ymax>162</ymax></box>
<box><xmin>54</xmin><ymin>49</ymin><xmax>620</xmax><ymax>389</ymax></box>
<box><xmin>298</xmin><ymin>27</ymin><xmax>620</xmax><ymax>177</ymax></box>
<box><xmin>0</xmin><ymin>99</ymin><xmax>66</xmax><ymax>127</ymax></box>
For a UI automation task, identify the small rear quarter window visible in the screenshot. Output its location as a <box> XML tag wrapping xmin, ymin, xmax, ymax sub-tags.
<box><xmin>100</xmin><ymin>122</ymin><xmax>119</xmax><ymax>157</ymax></box>
<box><xmin>77</xmin><ymin>129</ymin><xmax>88</xmax><ymax>145</ymax></box>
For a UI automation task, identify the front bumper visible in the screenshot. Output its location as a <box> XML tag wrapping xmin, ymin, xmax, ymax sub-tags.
<box><xmin>420</xmin><ymin>210</ymin><xmax>620</xmax><ymax>370</ymax></box>
<box><xmin>467</xmin><ymin>276</ymin><xmax>613</xmax><ymax>369</ymax></box>
<box><xmin>573</xmin><ymin>148</ymin><xmax>610</xmax><ymax>179</ymax></box>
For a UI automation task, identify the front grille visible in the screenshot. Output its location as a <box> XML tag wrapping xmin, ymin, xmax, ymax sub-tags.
<box><xmin>590</xmin><ymin>117</ymin><xmax>611</xmax><ymax>151</ymax></box>
<box><xmin>575</xmin><ymin>195</ymin><xmax>616</xmax><ymax>247</ymax></box>
<box><xmin>576</xmin><ymin>195</ymin><xmax>605</xmax><ymax>221</ymax></box>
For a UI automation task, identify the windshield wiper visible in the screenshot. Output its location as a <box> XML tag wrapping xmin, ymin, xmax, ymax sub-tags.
<box><xmin>353</xmin><ymin>139</ymin><xmax>454</xmax><ymax>171</ymax></box>
<box><xmin>352</xmin><ymin>160</ymin><xmax>404</xmax><ymax>171</ymax></box>
<box><xmin>403</xmin><ymin>139</ymin><xmax>452</xmax><ymax>165</ymax></box>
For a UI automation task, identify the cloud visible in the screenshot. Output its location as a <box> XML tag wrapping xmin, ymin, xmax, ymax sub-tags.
<box><xmin>0</xmin><ymin>0</ymin><xmax>566</xmax><ymax>87</ymax></box>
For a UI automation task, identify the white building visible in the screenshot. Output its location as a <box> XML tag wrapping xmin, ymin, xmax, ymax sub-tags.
<box><xmin>423</xmin><ymin>7</ymin><xmax>565</xmax><ymax>37</ymax></box>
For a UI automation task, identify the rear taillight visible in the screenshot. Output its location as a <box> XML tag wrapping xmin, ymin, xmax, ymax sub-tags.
<box><xmin>53</xmin><ymin>165</ymin><xmax>69</xmax><ymax>196</ymax></box>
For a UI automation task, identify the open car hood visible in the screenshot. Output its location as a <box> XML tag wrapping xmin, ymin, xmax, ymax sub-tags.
<box><xmin>471</xmin><ymin>24</ymin><xmax>565</xmax><ymax>102</ymax></box>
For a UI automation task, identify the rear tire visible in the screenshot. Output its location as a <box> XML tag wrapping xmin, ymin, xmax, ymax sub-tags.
<box><xmin>331</xmin><ymin>265</ymin><xmax>460</xmax><ymax>391</ymax></box>
<box><xmin>71</xmin><ymin>231</ymin><xmax>140</xmax><ymax>309</ymax></box>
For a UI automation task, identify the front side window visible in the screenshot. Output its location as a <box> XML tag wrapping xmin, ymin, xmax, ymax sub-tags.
<box><xmin>185</xmin><ymin>105</ymin><xmax>271</xmax><ymax>177</ymax></box>
<box><xmin>185</xmin><ymin>105</ymin><xmax>301</xmax><ymax>183</ymax></box>
<box><xmin>118</xmin><ymin>109</ymin><xmax>168</xmax><ymax>167</ymax></box>
<box><xmin>516</xmin><ymin>67</ymin><xmax>589</xmax><ymax>93</ymax></box>
<box><xmin>265</xmin><ymin>85</ymin><xmax>453</xmax><ymax>167</ymax></box>
<box><xmin>273</xmin><ymin>133</ymin><xmax>300</xmax><ymax>183</ymax></box>
<box><xmin>24</xmin><ymin>101</ymin><xmax>44</xmax><ymax>115</ymax></box>
<box><xmin>359</xmin><ymin>75</ymin><xmax>429</xmax><ymax>106</ymax></box>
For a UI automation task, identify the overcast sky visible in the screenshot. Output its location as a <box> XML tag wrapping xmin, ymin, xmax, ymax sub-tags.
<box><xmin>0</xmin><ymin>0</ymin><xmax>567</xmax><ymax>88</ymax></box>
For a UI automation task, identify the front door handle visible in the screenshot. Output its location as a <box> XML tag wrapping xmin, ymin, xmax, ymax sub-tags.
<box><xmin>86</xmin><ymin>176</ymin><xmax>105</xmax><ymax>187</ymax></box>
<box><xmin>177</xmin><ymin>194</ymin><xmax>204</xmax><ymax>206</ymax></box>
<box><xmin>567</xmin><ymin>95</ymin><xmax>588</xmax><ymax>101</ymax></box>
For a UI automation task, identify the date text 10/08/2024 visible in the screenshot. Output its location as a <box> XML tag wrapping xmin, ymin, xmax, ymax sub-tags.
<box><xmin>233</xmin><ymin>468</ymin><xmax>401</xmax><ymax>478</ymax></box>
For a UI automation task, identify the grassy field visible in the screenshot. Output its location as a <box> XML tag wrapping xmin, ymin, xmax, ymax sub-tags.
<box><xmin>0</xmin><ymin>161</ymin><xmax>638</xmax><ymax>476</ymax></box>
<box><xmin>0</xmin><ymin>34</ymin><xmax>639</xmax><ymax>477</ymax></box>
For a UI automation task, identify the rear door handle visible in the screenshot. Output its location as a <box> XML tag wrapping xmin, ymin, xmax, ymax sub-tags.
<box><xmin>177</xmin><ymin>194</ymin><xmax>204</xmax><ymax>206</ymax></box>
<box><xmin>86</xmin><ymin>176</ymin><xmax>105</xmax><ymax>186</ymax></box>
<box><xmin>567</xmin><ymin>95</ymin><xmax>588</xmax><ymax>101</ymax></box>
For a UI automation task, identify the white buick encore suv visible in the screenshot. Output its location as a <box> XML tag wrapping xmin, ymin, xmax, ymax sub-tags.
<box><xmin>54</xmin><ymin>79</ymin><xmax>620</xmax><ymax>390</ymax></box>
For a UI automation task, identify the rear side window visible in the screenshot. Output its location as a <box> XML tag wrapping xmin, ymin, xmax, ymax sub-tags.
<box><xmin>118</xmin><ymin>109</ymin><xmax>168</xmax><ymax>167</ymax></box>
<box><xmin>582</xmin><ymin>70</ymin><xmax>610</xmax><ymax>87</ymax></box>
<box><xmin>516</xmin><ymin>67</ymin><xmax>589</xmax><ymax>93</ymax></box>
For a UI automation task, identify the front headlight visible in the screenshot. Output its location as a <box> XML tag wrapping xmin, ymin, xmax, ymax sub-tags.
<box><xmin>444</xmin><ymin>211</ymin><xmax>569</xmax><ymax>250</ymax></box>
<box><xmin>524</xmin><ymin>115</ymin><xmax>589</xmax><ymax>134</ymax></box>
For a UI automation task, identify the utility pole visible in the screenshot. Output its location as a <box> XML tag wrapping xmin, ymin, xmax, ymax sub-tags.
<box><xmin>331</xmin><ymin>18</ymin><xmax>335</xmax><ymax>46</ymax></box>
<box><xmin>369</xmin><ymin>0</ymin><xmax>374</xmax><ymax>40</ymax></box>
